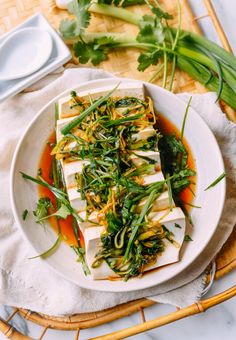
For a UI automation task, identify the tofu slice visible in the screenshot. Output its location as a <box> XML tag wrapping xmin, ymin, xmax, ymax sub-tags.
<box><xmin>56</xmin><ymin>117</ymin><xmax>74</xmax><ymax>140</ymax></box>
<box><xmin>146</xmin><ymin>208</ymin><xmax>186</xmax><ymax>268</ymax></box>
<box><xmin>58</xmin><ymin>98</ymin><xmax>82</xmax><ymax>119</ymax></box>
<box><xmin>84</xmin><ymin>226</ymin><xmax>119</xmax><ymax>279</ymax></box>
<box><xmin>58</xmin><ymin>82</ymin><xmax>145</xmax><ymax>119</ymax></box>
<box><xmin>84</xmin><ymin>207</ymin><xmax>186</xmax><ymax>280</ymax></box>
<box><xmin>142</xmin><ymin>171</ymin><xmax>165</xmax><ymax>185</ymax></box>
<box><xmin>130</xmin><ymin>150</ymin><xmax>161</xmax><ymax>168</ymax></box>
<box><xmin>131</xmin><ymin>127</ymin><xmax>156</xmax><ymax>142</ymax></box>
<box><xmin>67</xmin><ymin>187</ymin><xmax>86</xmax><ymax>212</ymax></box>
<box><xmin>78</xmin><ymin>211</ymin><xmax>100</xmax><ymax>232</ymax></box>
<box><xmin>57</xmin><ymin>118</ymin><xmax>87</xmax><ymax>144</ymax></box>
<box><xmin>63</xmin><ymin>160</ymin><xmax>89</xmax><ymax>187</ymax></box>
<box><xmin>137</xmin><ymin>191</ymin><xmax>171</xmax><ymax>213</ymax></box>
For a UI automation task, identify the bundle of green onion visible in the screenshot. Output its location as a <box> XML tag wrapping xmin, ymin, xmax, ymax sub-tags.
<box><xmin>59</xmin><ymin>0</ymin><xmax>236</xmax><ymax>110</ymax></box>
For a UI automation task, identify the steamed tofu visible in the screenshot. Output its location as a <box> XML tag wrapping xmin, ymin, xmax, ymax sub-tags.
<box><xmin>63</xmin><ymin>160</ymin><xmax>89</xmax><ymax>187</ymax></box>
<box><xmin>78</xmin><ymin>211</ymin><xmax>99</xmax><ymax>232</ymax></box>
<box><xmin>58</xmin><ymin>99</ymin><xmax>81</xmax><ymax>119</ymax></box>
<box><xmin>84</xmin><ymin>207</ymin><xmax>186</xmax><ymax>279</ymax></box>
<box><xmin>148</xmin><ymin>207</ymin><xmax>185</xmax><ymax>229</ymax></box>
<box><xmin>143</xmin><ymin>171</ymin><xmax>165</xmax><ymax>185</ymax></box>
<box><xmin>67</xmin><ymin>187</ymin><xmax>86</xmax><ymax>212</ymax></box>
<box><xmin>131</xmin><ymin>127</ymin><xmax>156</xmax><ymax>142</ymax></box>
<box><xmin>130</xmin><ymin>150</ymin><xmax>161</xmax><ymax>168</ymax></box>
<box><xmin>58</xmin><ymin>82</ymin><xmax>145</xmax><ymax>119</ymax></box>
<box><xmin>147</xmin><ymin>208</ymin><xmax>186</xmax><ymax>267</ymax></box>
<box><xmin>56</xmin><ymin>117</ymin><xmax>73</xmax><ymax>140</ymax></box>
<box><xmin>84</xmin><ymin>226</ymin><xmax>119</xmax><ymax>279</ymax></box>
<box><xmin>137</xmin><ymin>191</ymin><xmax>171</xmax><ymax>212</ymax></box>
<box><xmin>62</xmin><ymin>160</ymin><xmax>88</xmax><ymax>212</ymax></box>
<box><xmin>57</xmin><ymin>118</ymin><xmax>87</xmax><ymax>144</ymax></box>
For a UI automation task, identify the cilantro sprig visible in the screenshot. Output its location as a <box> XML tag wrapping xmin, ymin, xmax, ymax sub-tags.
<box><xmin>59</xmin><ymin>0</ymin><xmax>91</xmax><ymax>38</ymax></box>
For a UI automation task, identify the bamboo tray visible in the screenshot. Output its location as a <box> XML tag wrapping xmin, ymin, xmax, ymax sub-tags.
<box><xmin>0</xmin><ymin>0</ymin><xmax>235</xmax><ymax>339</ymax></box>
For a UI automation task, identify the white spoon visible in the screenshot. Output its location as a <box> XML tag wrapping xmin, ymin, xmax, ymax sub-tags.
<box><xmin>0</xmin><ymin>27</ymin><xmax>53</xmax><ymax>81</ymax></box>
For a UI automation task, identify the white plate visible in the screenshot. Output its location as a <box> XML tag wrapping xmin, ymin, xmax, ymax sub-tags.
<box><xmin>10</xmin><ymin>78</ymin><xmax>226</xmax><ymax>292</ymax></box>
<box><xmin>0</xmin><ymin>13</ymin><xmax>71</xmax><ymax>102</ymax></box>
<box><xmin>0</xmin><ymin>27</ymin><xmax>53</xmax><ymax>81</ymax></box>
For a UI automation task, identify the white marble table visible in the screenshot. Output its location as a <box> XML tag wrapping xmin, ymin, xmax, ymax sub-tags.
<box><xmin>1</xmin><ymin>1</ymin><xmax>236</xmax><ymax>339</ymax></box>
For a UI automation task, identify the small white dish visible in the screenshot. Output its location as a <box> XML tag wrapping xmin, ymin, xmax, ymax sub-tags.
<box><xmin>10</xmin><ymin>78</ymin><xmax>226</xmax><ymax>292</ymax></box>
<box><xmin>0</xmin><ymin>27</ymin><xmax>52</xmax><ymax>81</ymax></box>
<box><xmin>0</xmin><ymin>13</ymin><xmax>71</xmax><ymax>103</ymax></box>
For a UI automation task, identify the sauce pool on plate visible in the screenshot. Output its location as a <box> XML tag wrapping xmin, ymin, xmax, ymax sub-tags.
<box><xmin>38</xmin><ymin>133</ymin><xmax>84</xmax><ymax>247</ymax></box>
<box><xmin>157</xmin><ymin>114</ymin><xmax>196</xmax><ymax>210</ymax></box>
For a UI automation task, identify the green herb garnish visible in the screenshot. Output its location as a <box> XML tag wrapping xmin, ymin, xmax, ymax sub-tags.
<box><xmin>37</xmin><ymin>204</ymin><xmax>71</xmax><ymax>222</ymax></box>
<box><xmin>184</xmin><ymin>234</ymin><xmax>193</xmax><ymax>242</ymax></box>
<box><xmin>29</xmin><ymin>235</ymin><xmax>62</xmax><ymax>259</ymax></box>
<box><xmin>123</xmin><ymin>189</ymin><xmax>159</xmax><ymax>262</ymax></box>
<box><xmin>72</xmin><ymin>246</ymin><xmax>91</xmax><ymax>275</ymax></box>
<box><xmin>205</xmin><ymin>172</ymin><xmax>226</xmax><ymax>191</ymax></box>
<box><xmin>22</xmin><ymin>209</ymin><xmax>28</xmax><ymax>221</ymax></box>
<box><xmin>33</xmin><ymin>197</ymin><xmax>53</xmax><ymax>223</ymax></box>
<box><xmin>180</xmin><ymin>96</ymin><xmax>192</xmax><ymax>141</ymax></box>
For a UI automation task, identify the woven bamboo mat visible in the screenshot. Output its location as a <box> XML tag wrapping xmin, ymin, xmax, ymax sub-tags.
<box><xmin>0</xmin><ymin>0</ymin><xmax>235</xmax><ymax>337</ymax></box>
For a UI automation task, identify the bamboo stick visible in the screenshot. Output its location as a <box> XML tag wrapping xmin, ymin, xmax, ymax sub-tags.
<box><xmin>183</xmin><ymin>0</ymin><xmax>203</xmax><ymax>34</ymax></box>
<box><xmin>18</xmin><ymin>300</ymin><xmax>155</xmax><ymax>330</ymax></box>
<box><xmin>90</xmin><ymin>286</ymin><xmax>236</xmax><ymax>340</ymax></box>
<box><xmin>203</xmin><ymin>0</ymin><xmax>233</xmax><ymax>53</ymax></box>
<box><xmin>0</xmin><ymin>317</ymin><xmax>31</xmax><ymax>340</ymax></box>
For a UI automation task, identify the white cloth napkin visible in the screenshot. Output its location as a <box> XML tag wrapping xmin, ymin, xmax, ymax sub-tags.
<box><xmin>0</xmin><ymin>68</ymin><xmax>235</xmax><ymax>316</ymax></box>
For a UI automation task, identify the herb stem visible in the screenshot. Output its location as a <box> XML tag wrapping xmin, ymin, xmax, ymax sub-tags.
<box><xmin>205</xmin><ymin>172</ymin><xmax>226</xmax><ymax>191</ymax></box>
<box><xmin>123</xmin><ymin>190</ymin><xmax>158</xmax><ymax>262</ymax></box>
<box><xmin>89</xmin><ymin>3</ymin><xmax>141</xmax><ymax>25</ymax></box>
<box><xmin>180</xmin><ymin>96</ymin><xmax>192</xmax><ymax>141</ymax></box>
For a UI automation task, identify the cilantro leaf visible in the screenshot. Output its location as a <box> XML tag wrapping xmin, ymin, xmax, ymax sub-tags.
<box><xmin>137</xmin><ymin>20</ymin><xmax>165</xmax><ymax>45</ymax></box>
<box><xmin>59</xmin><ymin>19</ymin><xmax>81</xmax><ymax>39</ymax></box>
<box><xmin>139</xmin><ymin>15</ymin><xmax>156</xmax><ymax>28</ymax></box>
<box><xmin>68</xmin><ymin>0</ymin><xmax>91</xmax><ymax>28</ymax></box>
<box><xmin>138</xmin><ymin>50</ymin><xmax>162</xmax><ymax>71</ymax></box>
<box><xmin>73</xmin><ymin>40</ymin><xmax>109</xmax><ymax>65</ymax></box>
<box><xmin>33</xmin><ymin>197</ymin><xmax>53</xmax><ymax>223</ymax></box>
<box><xmin>151</xmin><ymin>6</ymin><xmax>173</xmax><ymax>20</ymax></box>
<box><xmin>137</xmin><ymin>6</ymin><xmax>172</xmax><ymax>46</ymax></box>
<box><xmin>37</xmin><ymin>204</ymin><xmax>71</xmax><ymax>222</ymax></box>
<box><xmin>59</xmin><ymin>0</ymin><xmax>91</xmax><ymax>38</ymax></box>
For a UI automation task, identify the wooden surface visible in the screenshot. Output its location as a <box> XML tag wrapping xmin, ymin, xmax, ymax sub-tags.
<box><xmin>0</xmin><ymin>0</ymin><xmax>235</xmax><ymax>337</ymax></box>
